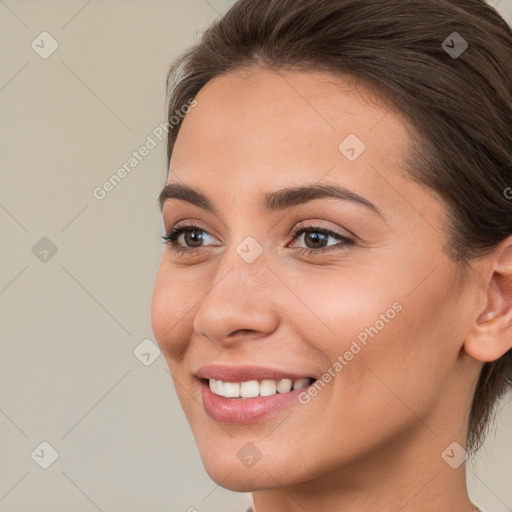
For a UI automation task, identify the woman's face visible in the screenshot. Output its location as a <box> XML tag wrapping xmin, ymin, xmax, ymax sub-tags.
<box><xmin>151</xmin><ymin>68</ymin><xmax>482</xmax><ymax>491</ymax></box>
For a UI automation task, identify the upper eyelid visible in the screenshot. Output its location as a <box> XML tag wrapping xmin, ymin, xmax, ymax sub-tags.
<box><xmin>291</xmin><ymin>221</ymin><xmax>353</xmax><ymax>239</ymax></box>
<box><xmin>167</xmin><ymin>215</ymin><xmax>352</xmax><ymax>234</ymax></box>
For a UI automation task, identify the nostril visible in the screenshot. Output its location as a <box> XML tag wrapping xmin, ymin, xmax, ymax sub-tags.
<box><xmin>229</xmin><ymin>329</ymin><xmax>254</xmax><ymax>337</ymax></box>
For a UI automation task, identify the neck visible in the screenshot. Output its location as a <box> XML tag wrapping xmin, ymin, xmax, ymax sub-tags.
<box><xmin>251</xmin><ymin>432</ymin><xmax>477</xmax><ymax>512</ymax></box>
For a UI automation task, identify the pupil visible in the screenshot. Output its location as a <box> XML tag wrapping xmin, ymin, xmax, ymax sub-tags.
<box><xmin>306</xmin><ymin>232</ymin><xmax>326</xmax><ymax>248</ymax></box>
<box><xmin>186</xmin><ymin>230</ymin><xmax>203</xmax><ymax>247</ymax></box>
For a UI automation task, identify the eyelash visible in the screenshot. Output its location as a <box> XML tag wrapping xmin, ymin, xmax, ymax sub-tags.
<box><xmin>161</xmin><ymin>221</ymin><xmax>354</xmax><ymax>257</ymax></box>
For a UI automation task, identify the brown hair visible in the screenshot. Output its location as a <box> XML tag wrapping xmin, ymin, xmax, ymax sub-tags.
<box><xmin>164</xmin><ymin>0</ymin><xmax>512</xmax><ymax>455</ymax></box>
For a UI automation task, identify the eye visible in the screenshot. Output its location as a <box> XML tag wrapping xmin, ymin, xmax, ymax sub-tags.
<box><xmin>288</xmin><ymin>221</ymin><xmax>355</xmax><ymax>255</ymax></box>
<box><xmin>161</xmin><ymin>222</ymin><xmax>219</xmax><ymax>255</ymax></box>
<box><xmin>161</xmin><ymin>221</ymin><xmax>355</xmax><ymax>256</ymax></box>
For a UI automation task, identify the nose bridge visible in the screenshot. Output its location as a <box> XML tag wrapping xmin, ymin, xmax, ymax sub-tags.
<box><xmin>192</xmin><ymin>236</ymin><xmax>278</xmax><ymax>343</ymax></box>
<box><xmin>211</xmin><ymin>231</ymin><xmax>272</xmax><ymax>296</ymax></box>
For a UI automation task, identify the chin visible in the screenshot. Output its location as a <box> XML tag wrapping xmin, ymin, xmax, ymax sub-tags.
<box><xmin>196</xmin><ymin>440</ymin><xmax>299</xmax><ymax>492</ymax></box>
<box><xmin>201</xmin><ymin>459</ymin><xmax>289</xmax><ymax>492</ymax></box>
<box><xmin>206</xmin><ymin>470</ymin><xmax>262</xmax><ymax>492</ymax></box>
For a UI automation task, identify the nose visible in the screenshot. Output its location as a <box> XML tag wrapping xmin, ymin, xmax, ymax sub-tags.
<box><xmin>192</xmin><ymin>249</ymin><xmax>280</xmax><ymax>346</ymax></box>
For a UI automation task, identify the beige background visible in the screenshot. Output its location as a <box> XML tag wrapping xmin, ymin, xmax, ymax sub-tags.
<box><xmin>1</xmin><ymin>1</ymin><xmax>511</xmax><ymax>511</ymax></box>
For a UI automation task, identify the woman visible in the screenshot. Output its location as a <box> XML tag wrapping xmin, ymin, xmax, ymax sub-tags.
<box><xmin>151</xmin><ymin>1</ymin><xmax>512</xmax><ymax>510</ymax></box>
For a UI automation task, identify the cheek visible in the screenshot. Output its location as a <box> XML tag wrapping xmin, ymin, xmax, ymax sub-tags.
<box><xmin>289</xmin><ymin>255</ymin><xmax>461</xmax><ymax>406</ymax></box>
<box><xmin>151</xmin><ymin>263</ymin><xmax>195</xmax><ymax>363</ymax></box>
<box><xmin>150</xmin><ymin>267</ymin><xmax>172</xmax><ymax>346</ymax></box>
<box><xmin>282</xmin><ymin>262</ymin><xmax>403</xmax><ymax>357</ymax></box>
<box><xmin>326</xmin><ymin>268</ymin><xmax>464</xmax><ymax>434</ymax></box>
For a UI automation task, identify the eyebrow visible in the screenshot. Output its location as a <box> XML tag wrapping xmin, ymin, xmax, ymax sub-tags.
<box><xmin>158</xmin><ymin>181</ymin><xmax>383</xmax><ymax>218</ymax></box>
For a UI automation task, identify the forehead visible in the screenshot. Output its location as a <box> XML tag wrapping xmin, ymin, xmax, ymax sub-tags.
<box><xmin>167</xmin><ymin>67</ymin><xmax>429</xmax><ymax>220</ymax></box>
<box><xmin>170</xmin><ymin>67</ymin><xmax>410</xmax><ymax>169</ymax></box>
<box><xmin>187</xmin><ymin>68</ymin><xmax>396</xmax><ymax>130</ymax></box>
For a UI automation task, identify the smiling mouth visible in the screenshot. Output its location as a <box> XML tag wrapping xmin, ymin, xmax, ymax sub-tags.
<box><xmin>203</xmin><ymin>377</ymin><xmax>317</xmax><ymax>399</ymax></box>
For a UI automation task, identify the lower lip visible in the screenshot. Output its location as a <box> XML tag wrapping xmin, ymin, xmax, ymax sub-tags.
<box><xmin>200</xmin><ymin>380</ymin><xmax>313</xmax><ymax>424</ymax></box>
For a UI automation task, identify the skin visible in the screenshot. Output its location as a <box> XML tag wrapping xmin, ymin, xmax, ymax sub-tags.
<box><xmin>151</xmin><ymin>67</ymin><xmax>512</xmax><ymax>512</ymax></box>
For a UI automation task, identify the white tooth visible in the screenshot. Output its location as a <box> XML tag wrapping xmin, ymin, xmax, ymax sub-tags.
<box><xmin>260</xmin><ymin>379</ymin><xmax>277</xmax><ymax>396</ymax></box>
<box><xmin>211</xmin><ymin>378</ymin><xmax>302</xmax><ymax>398</ymax></box>
<box><xmin>277</xmin><ymin>379</ymin><xmax>292</xmax><ymax>393</ymax></box>
<box><xmin>223</xmin><ymin>382</ymin><xmax>240</xmax><ymax>398</ymax></box>
<box><xmin>293</xmin><ymin>378</ymin><xmax>310</xmax><ymax>390</ymax></box>
<box><xmin>240</xmin><ymin>380</ymin><xmax>260</xmax><ymax>398</ymax></box>
<box><xmin>215</xmin><ymin>379</ymin><xmax>225</xmax><ymax>396</ymax></box>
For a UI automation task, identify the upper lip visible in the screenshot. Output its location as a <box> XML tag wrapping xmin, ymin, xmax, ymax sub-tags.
<box><xmin>195</xmin><ymin>364</ymin><xmax>316</xmax><ymax>382</ymax></box>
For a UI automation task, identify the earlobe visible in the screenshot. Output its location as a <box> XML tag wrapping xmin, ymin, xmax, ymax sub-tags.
<box><xmin>464</xmin><ymin>237</ymin><xmax>512</xmax><ymax>363</ymax></box>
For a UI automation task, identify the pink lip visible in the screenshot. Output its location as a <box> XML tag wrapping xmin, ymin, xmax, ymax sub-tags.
<box><xmin>194</xmin><ymin>364</ymin><xmax>315</xmax><ymax>382</ymax></box>
<box><xmin>194</xmin><ymin>364</ymin><xmax>317</xmax><ymax>424</ymax></box>
<box><xmin>200</xmin><ymin>380</ymin><xmax>312</xmax><ymax>424</ymax></box>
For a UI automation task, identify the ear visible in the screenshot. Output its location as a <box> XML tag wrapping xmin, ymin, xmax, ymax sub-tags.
<box><xmin>464</xmin><ymin>237</ymin><xmax>512</xmax><ymax>362</ymax></box>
